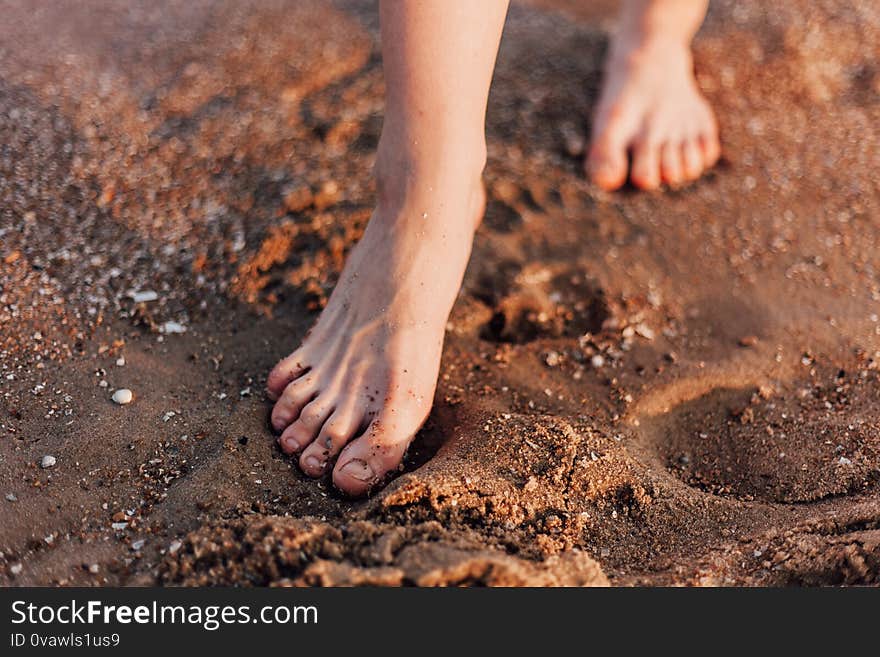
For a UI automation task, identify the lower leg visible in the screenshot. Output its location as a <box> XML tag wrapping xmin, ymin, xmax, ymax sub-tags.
<box><xmin>267</xmin><ymin>0</ymin><xmax>509</xmax><ymax>496</ymax></box>
<box><xmin>587</xmin><ymin>0</ymin><xmax>721</xmax><ymax>190</ymax></box>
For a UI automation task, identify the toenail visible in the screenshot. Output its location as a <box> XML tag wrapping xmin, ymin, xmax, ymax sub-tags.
<box><xmin>339</xmin><ymin>459</ymin><xmax>375</xmax><ymax>482</ymax></box>
<box><xmin>281</xmin><ymin>436</ymin><xmax>300</xmax><ymax>451</ymax></box>
<box><xmin>304</xmin><ymin>455</ymin><xmax>324</xmax><ymax>471</ymax></box>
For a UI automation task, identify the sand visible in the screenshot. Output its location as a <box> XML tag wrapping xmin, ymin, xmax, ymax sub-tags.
<box><xmin>1</xmin><ymin>0</ymin><xmax>879</xmax><ymax>586</ymax></box>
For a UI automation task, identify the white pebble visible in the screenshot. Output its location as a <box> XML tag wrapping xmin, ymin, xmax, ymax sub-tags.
<box><xmin>131</xmin><ymin>290</ymin><xmax>158</xmax><ymax>303</ymax></box>
<box><xmin>112</xmin><ymin>389</ymin><xmax>134</xmax><ymax>405</ymax></box>
<box><xmin>160</xmin><ymin>321</ymin><xmax>187</xmax><ymax>334</ymax></box>
<box><xmin>40</xmin><ymin>455</ymin><xmax>56</xmax><ymax>469</ymax></box>
<box><xmin>116</xmin><ymin>357</ymin><xmax>125</xmax><ymax>367</ymax></box>
<box><xmin>131</xmin><ymin>539</ymin><xmax>146</xmax><ymax>551</ymax></box>
<box><xmin>10</xmin><ymin>563</ymin><xmax>22</xmax><ymax>575</ymax></box>
<box><xmin>634</xmin><ymin>323</ymin><xmax>655</xmax><ymax>340</ymax></box>
<box><xmin>591</xmin><ymin>354</ymin><xmax>605</xmax><ymax>368</ymax></box>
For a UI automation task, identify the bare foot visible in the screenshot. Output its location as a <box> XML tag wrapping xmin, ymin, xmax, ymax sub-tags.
<box><xmin>586</xmin><ymin>33</ymin><xmax>720</xmax><ymax>191</ymax></box>
<box><xmin>267</xmin><ymin>163</ymin><xmax>484</xmax><ymax>496</ymax></box>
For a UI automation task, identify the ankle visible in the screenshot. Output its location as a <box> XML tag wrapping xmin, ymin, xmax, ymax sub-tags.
<box><xmin>614</xmin><ymin>0</ymin><xmax>707</xmax><ymax>53</ymax></box>
<box><xmin>373</xmin><ymin>140</ymin><xmax>486</xmax><ymax>215</ymax></box>
<box><xmin>608</xmin><ymin>30</ymin><xmax>693</xmax><ymax>71</ymax></box>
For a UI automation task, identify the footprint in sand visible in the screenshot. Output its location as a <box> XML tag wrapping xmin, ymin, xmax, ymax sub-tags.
<box><xmin>471</xmin><ymin>262</ymin><xmax>610</xmax><ymax>344</ymax></box>
<box><xmin>633</xmin><ymin>367</ymin><xmax>880</xmax><ymax>504</ymax></box>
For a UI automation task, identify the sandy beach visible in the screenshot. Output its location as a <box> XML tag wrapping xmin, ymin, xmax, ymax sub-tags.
<box><xmin>1</xmin><ymin>0</ymin><xmax>879</xmax><ymax>586</ymax></box>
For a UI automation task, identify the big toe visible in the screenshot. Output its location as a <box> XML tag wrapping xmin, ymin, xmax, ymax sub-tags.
<box><xmin>586</xmin><ymin>124</ymin><xmax>630</xmax><ymax>191</ymax></box>
<box><xmin>331</xmin><ymin>417</ymin><xmax>413</xmax><ymax>496</ymax></box>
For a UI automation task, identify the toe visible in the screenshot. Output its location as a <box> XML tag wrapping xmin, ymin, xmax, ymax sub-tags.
<box><xmin>660</xmin><ymin>142</ymin><xmax>685</xmax><ymax>187</ymax></box>
<box><xmin>699</xmin><ymin>130</ymin><xmax>721</xmax><ymax>169</ymax></box>
<box><xmin>270</xmin><ymin>377</ymin><xmax>317</xmax><ymax>432</ymax></box>
<box><xmin>298</xmin><ymin>410</ymin><xmax>361</xmax><ymax>476</ymax></box>
<box><xmin>630</xmin><ymin>138</ymin><xmax>661</xmax><ymax>190</ymax></box>
<box><xmin>586</xmin><ymin>117</ymin><xmax>631</xmax><ymax>191</ymax></box>
<box><xmin>267</xmin><ymin>350</ymin><xmax>309</xmax><ymax>401</ymax></box>
<box><xmin>681</xmin><ymin>138</ymin><xmax>704</xmax><ymax>181</ymax></box>
<box><xmin>278</xmin><ymin>396</ymin><xmax>334</xmax><ymax>455</ymax></box>
<box><xmin>332</xmin><ymin>415</ymin><xmax>414</xmax><ymax>496</ymax></box>
<box><xmin>587</xmin><ymin>143</ymin><xmax>628</xmax><ymax>190</ymax></box>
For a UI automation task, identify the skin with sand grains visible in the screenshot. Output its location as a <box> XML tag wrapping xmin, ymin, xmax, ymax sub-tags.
<box><xmin>267</xmin><ymin>0</ymin><xmax>721</xmax><ymax>496</ymax></box>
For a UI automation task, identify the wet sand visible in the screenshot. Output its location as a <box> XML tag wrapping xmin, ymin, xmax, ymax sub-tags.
<box><xmin>1</xmin><ymin>0</ymin><xmax>879</xmax><ymax>586</ymax></box>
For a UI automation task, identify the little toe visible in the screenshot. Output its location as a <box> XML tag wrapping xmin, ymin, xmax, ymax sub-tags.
<box><xmin>332</xmin><ymin>416</ymin><xmax>414</xmax><ymax>496</ymax></box>
<box><xmin>630</xmin><ymin>138</ymin><xmax>661</xmax><ymax>190</ymax></box>
<box><xmin>700</xmin><ymin>131</ymin><xmax>721</xmax><ymax>169</ymax></box>
<box><xmin>279</xmin><ymin>397</ymin><xmax>334</xmax><ymax>455</ymax></box>
<box><xmin>660</xmin><ymin>142</ymin><xmax>685</xmax><ymax>187</ymax></box>
<box><xmin>681</xmin><ymin>138</ymin><xmax>704</xmax><ymax>181</ymax></box>
<box><xmin>270</xmin><ymin>377</ymin><xmax>317</xmax><ymax>432</ymax></box>
<box><xmin>298</xmin><ymin>410</ymin><xmax>361</xmax><ymax>477</ymax></box>
<box><xmin>267</xmin><ymin>351</ymin><xmax>309</xmax><ymax>401</ymax></box>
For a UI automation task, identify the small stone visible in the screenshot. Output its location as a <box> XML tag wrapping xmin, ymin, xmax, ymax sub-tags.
<box><xmin>160</xmin><ymin>321</ymin><xmax>187</xmax><ymax>334</ymax></box>
<box><xmin>838</xmin><ymin>456</ymin><xmax>853</xmax><ymax>466</ymax></box>
<box><xmin>88</xmin><ymin>563</ymin><xmax>100</xmax><ymax>574</ymax></box>
<box><xmin>131</xmin><ymin>539</ymin><xmax>146</xmax><ymax>551</ymax></box>
<box><xmin>168</xmin><ymin>540</ymin><xmax>182</xmax><ymax>554</ymax></box>
<box><xmin>112</xmin><ymin>389</ymin><xmax>133</xmax><ymax>405</ymax></box>
<box><xmin>738</xmin><ymin>335</ymin><xmax>759</xmax><ymax>347</ymax></box>
<box><xmin>590</xmin><ymin>354</ymin><xmax>605</xmax><ymax>368</ymax></box>
<box><xmin>634</xmin><ymin>323</ymin><xmax>655</xmax><ymax>340</ymax></box>
<box><xmin>10</xmin><ymin>563</ymin><xmax>22</xmax><ymax>576</ymax></box>
<box><xmin>40</xmin><ymin>455</ymin><xmax>56</xmax><ymax>469</ymax></box>
<box><xmin>544</xmin><ymin>350</ymin><xmax>562</xmax><ymax>367</ymax></box>
<box><xmin>131</xmin><ymin>290</ymin><xmax>158</xmax><ymax>303</ymax></box>
<box><xmin>111</xmin><ymin>522</ymin><xmax>129</xmax><ymax>531</ymax></box>
<box><xmin>5</xmin><ymin>493</ymin><xmax>17</xmax><ymax>502</ymax></box>
<box><xmin>116</xmin><ymin>357</ymin><xmax>125</xmax><ymax>367</ymax></box>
